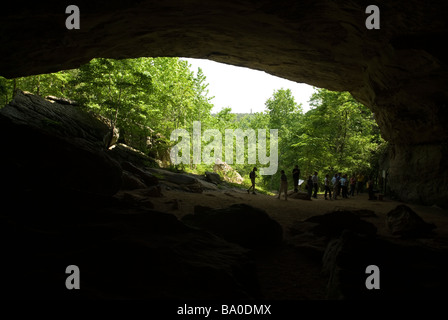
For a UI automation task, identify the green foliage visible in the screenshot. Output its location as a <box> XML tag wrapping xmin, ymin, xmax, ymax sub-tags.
<box><xmin>69</xmin><ymin>58</ymin><xmax>155</xmax><ymax>151</ymax></box>
<box><xmin>1</xmin><ymin>60</ymin><xmax>385</xmax><ymax>194</ymax></box>
<box><xmin>289</xmin><ymin>88</ymin><xmax>386</xmax><ymax>186</ymax></box>
<box><xmin>261</xmin><ymin>89</ymin><xmax>303</xmax><ymax>189</ymax></box>
<box><xmin>229</xmin><ymin>179</ymin><xmax>275</xmax><ymax>196</ymax></box>
<box><xmin>0</xmin><ymin>76</ymin><xmax>12</xmax><ymax>107</ymax></box>
<box><xmin>3</xmin><ymin>57</ymin><xmax>214</xmax><ymax>156</ymax></box>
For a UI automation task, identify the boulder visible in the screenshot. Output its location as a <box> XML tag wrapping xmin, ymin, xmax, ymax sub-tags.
<box><xmin>116</xmin><ymin>187</ymin><xmax>163</xmax><ymax>201</ymax></box>
<box><xmin>205</xmin><ymin>171</ymin><xmax>221</xmax><ymax>184</ymax></box>
<box><xmin>145</xmin><ymin>185</ymin><xmax>163</xmax><ymax>198</ymax></box>
<box><xmin>45</xmin><ymin>95</ymin><xmax>79</xmax><ymax>106</ymax></box>
<box><xmin>197</xmin><ymin>179</ymin><xmax>220</xmax><ymax>191</ymax></box>
<box><xmin>333</xmin><ymin>207</ymin><xmax>377</xmax><ymax>218</ymax></box>
<box><xmin>120</xmin><ymin>191</ymin><xmax>155</xmax><ymax>209</ymax></box>
<box><xmin>148</xmin><ymin>168</ymin><xmax>204</xmax><ymax>193</ymax></box>
<box><xmin>0</xmin><ymin>91</ymin><xmax>122</xmax><ymax>197</ymax></box>
<box><xmin>0</xmin><ymin>193</ymin><xmax>261</xmax><ymax>299</ymax></box>
<box><xmin>121</xmin><ymin>161</ymin><xmax>159</xmax><ymax>187</ymax></box>
<box><xmin>288</xmin><ymin>210</ymin><xmax>377</xmax><ymax>261</ymax></box>
<box><xmin>107</xmin><ymin>143</ymin><xmax>158</xmax><ymax>168</ymax></box>
<box><xmin>322</xmin><ymin>230</ymin><xmax>448</xmax><ymax>299</ymax></box>
<box><xmin>165</xmin><ymin>199</ymin><xmax>182</xmax><ymax>210</ymax></box>
<box><xmin>121</xmin><ymin>171</ymin><xmax>147</xmax><ymax>190</ymax></box>
<box><xmin>287</xmin><ymin>221</ymin><xmax>329</xmax><ymax>261</ymax></box>
<box><xmin>213</xmin><ymin>160</ymin><xmax>244</xmax><ymax>184</ymax></box>
<box><xmin>304</xmin><ymin>210</ymin><xmax>377</xmax><ymax>238</ymax></box>
<box><xmin>386</xmin><ymin>205</ymin><xmax>436</xmax><ymax>238</ymax></box>
<box><xmin>289</xmin><ymin>221</ymin><xmax>321</xmax><ymax>237</ymax></box>
<box><xmin>182</xmin><ymin>203</ymin><xmax>283</xmax><ymax>248</ymax></box>
<box><xmin>287</xmin><ymin>191</ymin><xmax>312</xmax><ymax>201</ymax></box>
<box><xmin>2</xmin><ymin>91</ymin><xmax>111</xmax><ymax>148</ymax></box>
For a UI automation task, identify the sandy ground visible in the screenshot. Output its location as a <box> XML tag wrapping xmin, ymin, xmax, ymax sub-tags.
<box><xmin>147</xmin><ymin>187</ymin><xmax>448</xmax><ymax>299</ymax></box>
<box><xmin>150</xmin><ymin>187</ymin><xmax>448</xmax><ymax>239</ymax></box>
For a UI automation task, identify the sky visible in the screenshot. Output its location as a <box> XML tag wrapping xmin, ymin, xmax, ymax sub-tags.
<box><xmin>181</xmin><ymin>58</ymin><xmax>316</xmax><ymax>114</ymax></box>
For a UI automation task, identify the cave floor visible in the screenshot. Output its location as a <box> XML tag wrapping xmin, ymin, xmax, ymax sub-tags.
<box><xmin>137</xmin><ymin>187</ymin><xmax>448</xmax><ymax>300</ymax></box>
<box><xmin>252</xmin><ymin>245</ymin><xmax>328</xmax><ymax>300</ymax></box>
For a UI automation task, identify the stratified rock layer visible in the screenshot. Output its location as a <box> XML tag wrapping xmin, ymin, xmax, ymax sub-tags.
<box><xmin>0</xmin><ymin>91</ymin><xmax>122</xmax><ymax>197</ymax></box>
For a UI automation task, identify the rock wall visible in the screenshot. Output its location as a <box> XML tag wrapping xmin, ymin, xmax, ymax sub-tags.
<box><xmin>388</xmin><ymin>143</ymin><xmax>448</xmax><ymax>206</ymax></box>
<box><xmin>0</xmin><ymin>91</ymin><xmax>123</xmax><ymax>197</ymax></box>
<box><xmin>1</xmin><ymin>0</ymin><xmax>447</xmax><ymax>206</ymax></box>
<box><xmin>0</xmin><ymin>91</ymin><xmax>264</xmax><ymax>300</ymax></box>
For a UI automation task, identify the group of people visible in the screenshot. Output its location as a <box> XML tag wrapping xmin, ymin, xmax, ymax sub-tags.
<box><xmin>247</xmin><ymin>166</ymin><xmax>292</xmax><ymax>200</ymax></box>
<box><xmin>277</xmin><ymin>165</ymin><xmax>301</xmax><ymax>200</ymax></box>
<box><xmin>247</xmin><ymin>166</ymin><xmax>373</xmax><ymax>201</ymax></box>
<box><xmin>307</xmin><ymin>172</ymin><xmax>369</xmax><ymax>200</ymax></box>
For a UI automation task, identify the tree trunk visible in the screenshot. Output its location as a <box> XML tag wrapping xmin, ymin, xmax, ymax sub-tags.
<box><xmin>338</xmin><ymin>110</ymin><xmax>349</xmax><ymax>165</ymax></box>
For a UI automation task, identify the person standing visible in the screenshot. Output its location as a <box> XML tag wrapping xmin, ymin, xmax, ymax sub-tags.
<box><xmin>324</xmin><ymin>174</ymin><xmax>332</xmax><ymax>200</ymax></box>
<box><xmin>278</xmin><ymin>170</ymin><xmax>288</xmax><ymax>200</ymax></box>
<box><xmin>292</xmin><ymin>165</ymin><xmax>300</xmax><ymax>193</ymax></box>
<box><xmin>312</xmin><ymin>171</ymin><xmax>318</xmax><ymax>199</ymax></box>
<box><xmin>341</xmin><ymin>174</ymin><xmax>348</xmax><ymax>199</ymax></box>
<box><xmin>367</xmin><ymin>176</ymin><xmax>377</xmax><ymax>200</ymax></box>
<box><xmin>357</xmin><ymin>173</ymin><xmax>365</xmax><ymax>194</ymax></box>
<box><xmin>337</xmin><ymin>173</ymin><xmax>342</xmax><ymax>198</ymax></box>
<box><xmin>349</xmin><ymin>175</ymin><xmax>356</xmax><ymax>197</ymax></box>
<box><xmin>247</xmin><ymin>167</ymin><xmax>257</xmax><ymax>194</ymax></box>
<box><xmin>332</xmin><ymin>173</ymin><xmax>339</xmax><ymax>200</ymax></box>
<box><xmin>307</xmin><ymin>175</ymin><xmax>313</xmax><ymax>198</ymax></box>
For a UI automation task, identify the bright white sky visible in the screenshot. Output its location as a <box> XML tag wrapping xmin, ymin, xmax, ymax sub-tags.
<box><xmin>181</xmin><ymin>58</ymin><xmax>316</xmax><ymax>114</ymax></box>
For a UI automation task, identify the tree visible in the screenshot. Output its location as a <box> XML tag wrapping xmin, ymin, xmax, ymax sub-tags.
<box><xmin>2</xmin><ymin>57</ymin><xmax>215</xmax><ymax>158</ymax></box>
<box><xmin>0</xmin><ymin>76</ymin><xmax>13</xmax><ymax>106</ymax></box>
<box><xmin>294</xmin><ymin>88</ymin><xmax>385</xmax><ymax>178</ymax></box>
<box><xmin>70</xmin><ymin>58</ymin><xmax>154</xmax><ymax>149</ymax></box>
<box><xmin>264</xmin><ymin>88</ymin><xmax>303</xmax><ymax>189</ymax></box>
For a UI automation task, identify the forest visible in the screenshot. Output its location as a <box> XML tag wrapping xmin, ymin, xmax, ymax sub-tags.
<box><xmin>0</xmin><ymin>57</ymin><xmax>386</xmax><ymax>192</ymax></box>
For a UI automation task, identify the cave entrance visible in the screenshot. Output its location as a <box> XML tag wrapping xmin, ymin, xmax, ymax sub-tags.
<box><xmin>1</xmin><ymin>55</ymin><xmax>387</xmax><ymax>199</ymax></box>
<box><xmin>1</xmin><ymin>2</ymin><xmax>448</xmax><ymax>301</ymax></box>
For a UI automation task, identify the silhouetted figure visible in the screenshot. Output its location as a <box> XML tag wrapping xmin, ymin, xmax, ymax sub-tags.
<box><xmin>357</xmin><ymin>173</ymin><xmax>365</xmax><ymax>194</ymax></box>
<box><xmin>278</xmin><ymin>170</ymin><xmax>288</xmax><ymax>200</ymax></box>
<box><xmin>324</xmin><ymin>174</ymin><xmax>332</xmax><ymax>200</ymax></box>
<box><xmin>349</xmin><ymin>175</ymin><xmax>356</xmax><ymax>196</ymax></box>
<box><xmin>307</xmin><ymin>175</ymin><xmax>313</xmax><ymax>198</ymax></box>
<box><xmin>331</xmin><ymin>173</ymin><xmax>339</xmax><ymax>200</ymax></box>
<box><xmin>312</xmin><ymin>171</ymin><xmax>318</xmax><ymax>199</ymax></box>
<box><xmin>247</xmin><ymin>167</ymin><xmax>257</xmax><ymax>194</ymax></box>
<box><xmin>341</xmin><ymin>174</ymin><xmax>348</xmax><ymax>198</ymax></box>
<box><xmin>367</xmin><ymin>177</ymin><xmax>377</xmax><ymax>200</ymax></box>
<box><xmin>337</xmin><ymin>172</ymin><xmax>342</xmax><ymax>198</ymax></box>
<box><xmin>292</xmin><ymin>165</ymin><xmax>300</xmax><ymax>192</ymax></box>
